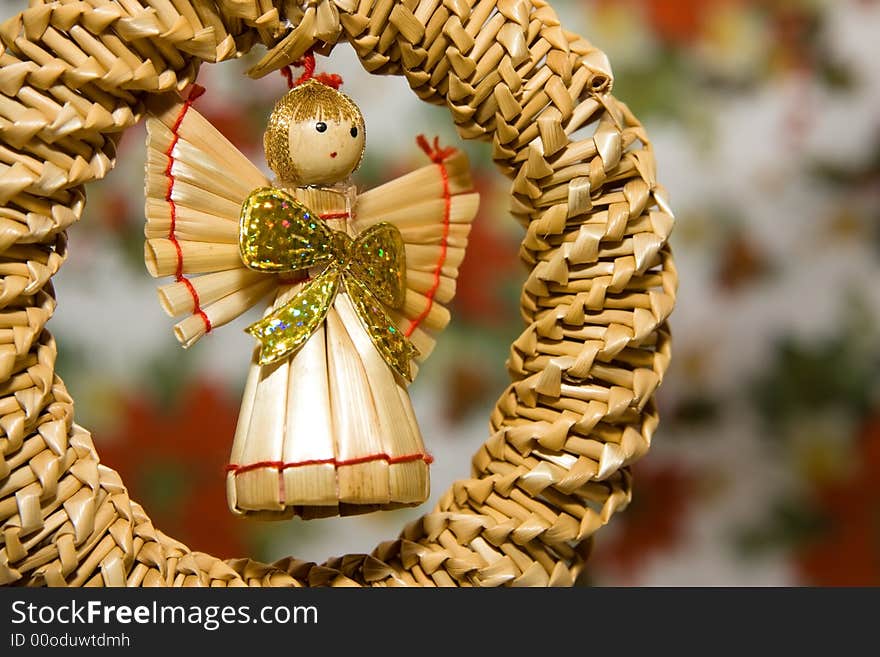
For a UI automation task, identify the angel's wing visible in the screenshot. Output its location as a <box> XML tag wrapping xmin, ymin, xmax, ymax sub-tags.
<box><xmin>352</xmin><ymin>139</ymin><xmax>479</xmax><ymax>375</ymax></box>
<box><xmin>144</xmin><ymin>90</ymin><xmax>275</xmax><ymax>348</ymax></box>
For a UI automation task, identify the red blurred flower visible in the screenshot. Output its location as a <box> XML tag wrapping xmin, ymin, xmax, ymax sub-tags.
<box><xmin>768</xmin><ymin>5</ymin><xmax>818</xmax><ymax>74</ymax></box>
<box><xmin>796</xmin><ymin>414</ymin><xmax>880</xmax><ymax>585</ymax></box>
<box><xmin>443</xmin><ymin>362</ymin><xmax>494</xmax><ymax>424</ymax></box>
<box><xmin>597</xmin><ymin>0</ymin><xmax>741</xmax><ymax>46</ymax></box>
<box><xmin>100</xmin><ymin>191</ymin><xmax>132</xmax><ymax>234</ymax></box>
<box><xmin>592</xmin><ymin>463</ymin><xmax>694</xmax><ymax>580</ymax></box>
<box><xmin>96</xmin><ymin>380</ymin><xmax>247</xmax><ymax>559</ymax></box>
<box><xmin>715</xmin><ymin>231</ymin><xmax>770</xmax><ymax>292</ymax></box>
<box><xmin>199</xmin><ymin>105</ymin><xmax>262</xmax><ymax>156</ymax></box>
<box><xmin>453</xmin><ymin>174</ymin><xmax>521</xmax><ymax>326</ymax></box>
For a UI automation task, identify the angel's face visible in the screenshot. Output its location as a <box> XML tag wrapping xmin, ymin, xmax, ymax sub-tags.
<box><xmin>288</xmin><ymin>115</ymin><xmax>366</xmax><ymax>186</ymax></box>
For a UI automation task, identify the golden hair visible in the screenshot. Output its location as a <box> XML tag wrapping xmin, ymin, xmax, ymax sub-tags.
<box><xmin>263</xmin><ymin>79</ymin><xmax>365</xmax><ymax>183</ymax></box>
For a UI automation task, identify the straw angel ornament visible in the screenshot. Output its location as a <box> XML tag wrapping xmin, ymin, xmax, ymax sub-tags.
<box><xmin>143</xmin><ymin>61</ymin><xmax>479</xmax><ymax>519</ymax></box>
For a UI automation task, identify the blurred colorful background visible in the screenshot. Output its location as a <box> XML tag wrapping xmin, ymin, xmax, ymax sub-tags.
<box><xmin>3</xmin><ymin>0</ymin><xmax>879</xmax><ymax>585</ymax></box>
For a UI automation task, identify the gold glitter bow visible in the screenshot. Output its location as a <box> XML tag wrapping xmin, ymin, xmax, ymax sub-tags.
<box><xmin>239</xmin><ymin>187</ymin><xmax>416</xmax><ymax>380</ymax></box>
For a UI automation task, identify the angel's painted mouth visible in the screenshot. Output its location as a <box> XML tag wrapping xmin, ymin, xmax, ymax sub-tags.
<box><xmin>330</xmin><ymin>152</ymin><xmax>337</xmax><ymax>158</ymax></box>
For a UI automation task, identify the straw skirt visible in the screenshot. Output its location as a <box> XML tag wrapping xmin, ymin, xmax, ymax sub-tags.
<box><xmin>226</xmin><ymin>281</ymin><xmax>430</xmax><ymax>518</ymax></box>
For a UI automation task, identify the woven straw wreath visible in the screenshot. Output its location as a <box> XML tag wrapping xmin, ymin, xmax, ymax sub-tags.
<box><xmin>0</xmin><ymin>0</ymin><xmax>675</xmax><ymax>587</ymax></box>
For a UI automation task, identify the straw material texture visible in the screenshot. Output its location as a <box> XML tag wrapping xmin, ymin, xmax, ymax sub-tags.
<box><xmin>0</xmin><ymin>0</ymin><xmax>675</xmax><ymax>587</ymax></box>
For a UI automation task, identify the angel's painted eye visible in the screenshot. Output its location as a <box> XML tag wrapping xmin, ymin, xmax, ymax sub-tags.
<box><xmin>315</xmin><ymin>122</ymin><xmax>327</xmax><ymax>133</ymax></box>
<box><xmin>350</xmin><ymin>126</ymin><xmax>358</xmax><ymax>138</ymax></box>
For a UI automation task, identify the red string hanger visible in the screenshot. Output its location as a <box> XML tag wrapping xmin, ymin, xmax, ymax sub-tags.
<box><xmin>416</xmin><ymin>134</ymin><xmax>456</xmax><ymax>164</ymax></box>
<box><xmin>280</xmin><ymin>51</ymin><xmax>343</xmax><ymax>89</ymax></box>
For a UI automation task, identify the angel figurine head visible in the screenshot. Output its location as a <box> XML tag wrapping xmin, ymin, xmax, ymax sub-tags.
<box><xmin>263</xmin><ymin>78</ymin><xmax>367</xmax><ymax>187</ymax></box>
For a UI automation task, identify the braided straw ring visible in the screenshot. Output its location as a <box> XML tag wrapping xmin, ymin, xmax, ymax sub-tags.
<box><xmin>0</xmin><ymin>0</ymin><xmax>675</xmax><ymax>587</ymax></box>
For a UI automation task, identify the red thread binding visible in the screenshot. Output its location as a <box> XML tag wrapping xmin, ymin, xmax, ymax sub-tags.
<box><xmin>319</xmin><ymin>211</ymin><xmax>350</xmax><ymax>220</ymax></box>
<box><xmin>226</xmin><ymin>451</ymin><xmax>434</xmax><ymax>475</ymax></box>
<box><xmin>314</xmin><ymin>72</ymin><xmax>343</xmax><ymax>90</ymax></box>
<box><xmin>293</xmin><ymin>53</ymin><xmax>316</xmax><ymax>86</ymax></box>
<box><xmin>406</xmin><ymin>135</ymin><xmax>455</xmax><ymax>338</ymax></box>
<box><xmin>281</xmin><ymin>51</ymin><xmax>344</xmax><ymax>89</ymax></box>
<box><xmin>280</xmin><ymin>65</ymin><xmax>295</xmax><ymax>89</ymax></box>
<box><xmin>416</xmin><ymin>134</ymin><xmax>456</xmax><ymax>164</ymax></box>
<box><xmin>164</xmin><ymin>84</ymin><xmax>211</xmax><ymax>334</ymax></box>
